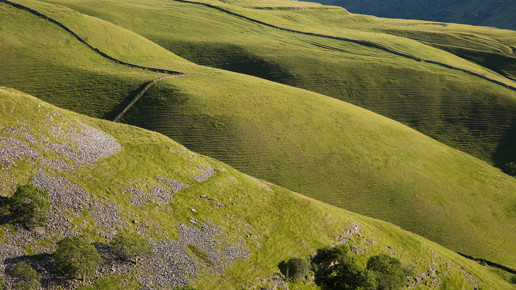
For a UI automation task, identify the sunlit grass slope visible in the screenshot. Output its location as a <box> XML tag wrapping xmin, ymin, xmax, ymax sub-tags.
<box><xmin>41</xmin><ymin>0</ymin><xmax>516</xmax><ymax>171</ymax></box>
<box><xmin>0</xmin><ymin>1</ymin><xmax>191</xmax><ymax>119</ymax></box>
<box><xmin>1</xmin><ymin>0</ymin><xmax>516</xmax><ymax>268</ymax></box>
<box><xmin>1</xmin><ymin>87</ymin><xmax>514</xmax><ymax>288</ymax></box>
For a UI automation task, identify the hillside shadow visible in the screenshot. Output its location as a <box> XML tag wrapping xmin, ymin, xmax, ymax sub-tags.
<box><xmin>443</xmin><ymin>47</ymin><xmax>516</xmax><ymax>82</ymax></box>
<box><xmin>0</xmin><ymin>196</ymin><xmax>11</xmax><ymax>225</ymax></box>
<box><xmin>168</xmin><ymin>42</ymin><xmax>294</xmax><ymax>83</ymax></box>
<box><xmin>103</xmin><ymin>81</ymin><xmax>152</xmax><ymax>121</ymax></box>
<box><xmin>4</xmin><ymin>253</ymin><xmax>71</xmax><ymax>288</ymax></box>
<box><xmin>493</xmin><ymin>118</ymin><xmax>516</xmax><ymax>176</ymax></box>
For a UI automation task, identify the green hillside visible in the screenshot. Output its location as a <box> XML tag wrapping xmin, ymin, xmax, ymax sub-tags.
<box><xmin>40</xmin><ymin>0</ymin><xmax>516</xmax><ymax>173</ymax></box>
<box><xmin>302</xmin><ymin>0</ymin><xmax>516</xmax><ymax>30</ymax></box>
<box><xmin>0</xmin><ymin>87</ymin><xmax>514</xmax><ymax>288</ymax></box>
<box><xmin>1</xmin><ymin>0</ymin><xmax>516</xmax><ymax>272</ymax></box>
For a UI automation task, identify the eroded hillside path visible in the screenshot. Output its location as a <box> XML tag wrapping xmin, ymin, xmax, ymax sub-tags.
<box><xmin>173</xmin><ymin>0</ymin><xmax>516</xmax><ymax>92</ymax></box>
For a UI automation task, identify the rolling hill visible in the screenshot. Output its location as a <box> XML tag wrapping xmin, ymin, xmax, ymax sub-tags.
<box><xmin>0</xmin><ymin>0</ymin><xmax>515</xmax><ymax>278</ymax></box>
<box><xmin>302</xmin><ymin>0</ymin><xmax>516</xmax><ymax>31</ymax></box>
<box><xmin>0</xmin><ymin>87</ymin><xmax>513</xmax><ymax>288</ymax></box>
<box><xmin>39</xmin><ymin>0</ymin><xmax>516</xmax><ymax>174</ymax></box>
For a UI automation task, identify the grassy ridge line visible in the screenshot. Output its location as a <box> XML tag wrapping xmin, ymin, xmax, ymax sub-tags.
<box><xmin>172</xmin><ymin>0</ymin><xmax>516</xmax><ymax>92</ymax></box>
<box><xmin>113</xmin><ymin>75</ymin><xmax>187</xmax><ymax>122</ymax></box>
<box><xmin>0</xmin><ymin>0</ymin><xmax>187</xmax><ymax>76</ymax></box>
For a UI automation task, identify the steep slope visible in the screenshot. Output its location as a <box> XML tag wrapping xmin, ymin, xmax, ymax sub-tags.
<box><xmin>0</xmin><ymin>87</ymin><xmax>513</xmax><ymax>289</ymax></box>
<box><xmin>40</xmin><ymin>0</ymin><xmax>516</xmax><ymax>172</ymax></box>
<box><xmin>301</xmin><ymin>0</ymin><xmax>516</xmax><ymax>30</ymax></box>
<box><xmin>1</xmin><ymin>0</ymin><xmax>516</xmax><ymax>268</ymax></box>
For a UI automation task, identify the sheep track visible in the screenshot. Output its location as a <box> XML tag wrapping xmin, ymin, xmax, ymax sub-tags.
<box><xmin>0</xmin><ymin>0</ymin><xmax>187</xmax><ymax>76</ymax></box>
<box><xmin>172</xmin><ymin>0</ymin><xmax>516</xmax><ymax>92</ymax></box>
<box><xmin>113</xmin><ymin>75</ymin><xmax>187</xmax><ymax>122</ymax></box>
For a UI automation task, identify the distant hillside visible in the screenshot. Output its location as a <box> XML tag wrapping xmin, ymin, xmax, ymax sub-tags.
<box><xmin>303</xmin><ymin>0</ymin><xmax>516</xmax><ymax>30</ymax></box>
<box><xmin>40</xmin><ymin>0</ymin><xmax>516</xmax><ymax>174</ymax></box>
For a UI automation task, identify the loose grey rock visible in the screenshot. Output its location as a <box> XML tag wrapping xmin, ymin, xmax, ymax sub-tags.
<box><xmin>136</xmin><ymin>239</ymin><xmax>198</xmax><ymax>289</ymax></box>
<box><xmin>90</xmin><ymin>199</ymin><xmax>123</xmax><ymax>237</ymax></box>
<box><xmin>0</xmin><ymin>136</ymin><xmax>39</xmax><ymax>168</ymax></box>
<box><xmin>31</xmin><ymin>169</ymin><xmax>89</xmax><ymax>214</ymax></box>
<box><xmin>127</xmin><ymin>177</ymin><xmax>189</xmax><ymax>206</ymax></box>
<box><xmin>190</xmin><ymin>165</ymin><xmax>215</xmax><ymax>182</ymax></box>
<box><xmin>41</xmin><ymin>157</ymin><xmax>74</xmax><ymax>171</ymax></box>
<box><xmin>46</xmin><ymin>121</ymin><xmax>121</xmax><ymax>165</ymax></box>
<box><xmin>179</xmin><ymin>221</ymin><xmax>250</xmax><ymax>274</ymax></box>
<box><xmin>200</xmin><ymin>194</ymin><xmax>225</xmax><ymax>208</ymax></box>
<box><xmin>0</xmin><ymin>243</ymin><xmax>25</xmax><ymax>289</ymax></box>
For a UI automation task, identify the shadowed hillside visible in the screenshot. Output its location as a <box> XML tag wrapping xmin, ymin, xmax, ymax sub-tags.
<box><xmin>302</xmin><ymin>0</ymin><xmax>516</xmax><ymax>30</ymax></box>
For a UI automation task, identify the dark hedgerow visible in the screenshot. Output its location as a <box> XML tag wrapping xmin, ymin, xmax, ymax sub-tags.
<box><xmin>54</xmin><ymin>235</ymin><xmax>102</xmax><ymax>282</ymax></box>
<box><xmin>9</xmin><ymin>261</ymin><xmax>41</xmax><ymax>290</ymax></box>
<box><xmin>9</xmin><ymin>184</ymin><xmax>51</xmax><ymax>228</ymax></box>
<box><xmin>366</xmin><ymin>254</ymin><xmax>407</xmax><ymax>290</ymax></box>
<box><xmin>278</xmin><ymin>257</ymin><xmax>311</xmax><ymax>281</ymax></box>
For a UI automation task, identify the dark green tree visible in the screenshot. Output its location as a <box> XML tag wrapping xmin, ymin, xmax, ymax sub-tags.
<box><xmin>54</xmin><ymin>235</ymin><xmax>102</xmax><ymax>282</ymax></box>
<box><xmin>278</xmin><ymin>257</ymin><xmax>311</xmax><ymax>281</ymax></box>
<box><xmin>504</xmin><ymin>162</ymin><xmax>516</xmax><ymax>176</ymax></box>
<box><xmin>312</xmin><ymin>245</ymin><xmax>377</xmax><ymax>289</ymax></box>
<box><xmin>9</xmin><ymin>261</ymin><xmax>41</xmax><ymax>290</ymax></box>
<box><xmin>9</xmin><ymin>184</ymin><xmax>51</xmax><ymax>228</ymax></box>
<box><xmin>366</xmin><ymin>254</ymin><xmax>407</xmax><ymax>290</ymax></box>
<box><xmin>109</xmin><ymin>230</ymin><xmax>153</xmax><ymax>262</ymax></box>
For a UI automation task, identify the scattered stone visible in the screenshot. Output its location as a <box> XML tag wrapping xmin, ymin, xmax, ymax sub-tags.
<box><xmin>190</xmin><ymin>165</ymin><xmax>216</xmax><ymax>182</ymax></box>
<box><xmin>136</xmin><ymin>239</ymin><xmax>197</xmax><ymax>288</ymax></box>
<box><xmin>126</xmin><ymin>177</ymin><xmax>189</xmax><ymax>207</ymax></box>
<box><xmin>0</xmin><ymin>136</ymin><xmax>39</xmax><ymax>168</ymax></box>
<box><xmin>31</xmin><ymin>170</ymin><xmax>89</xmax><ymax>214</ymax></box>
<box><xmin>247</xmin><ymin>176</ymin><xmax>272</xmax><ymax>192</ymax></box>
<box><xmin>179</xmin><ymin>221</ymin><xmax>250</xmax><ymax>274</ymax></box>
<box><xmin>40</xmin><ymin>157</ymin><xmax>74</xmax><ymax>171</ymax></box>
<box><xmin>50</xmin><ymin>121</ymin><xmax>121</xmax><ymax>165</ymax></box>
<box><xmin>200</xmin><ymin>194</ymin><xmax>225</xmax><ymax>208</ymax></box>
<box><xmin>89</xmin><ymin>199</ymin><xmax>123</xmax><ymax>237</ymax></box>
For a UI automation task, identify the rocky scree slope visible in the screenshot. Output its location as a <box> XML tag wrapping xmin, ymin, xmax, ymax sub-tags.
<box><xmin>0</xmin><ymin>87</ymin><xmax>513</xmax><ymax>288</ymax></box>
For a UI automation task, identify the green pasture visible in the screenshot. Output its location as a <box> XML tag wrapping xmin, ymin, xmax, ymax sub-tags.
<box><xmin>1</xmin><ymin>0</ymin><xmax>515</xmax><ymax>270</ymax></box>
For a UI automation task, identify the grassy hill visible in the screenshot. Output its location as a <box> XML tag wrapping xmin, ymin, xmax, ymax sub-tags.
<box><xmin>1</xmin><ymin>0</ymin><xmax>516</xmax><ymax>271</ymax></box>
<box><xmin>0</xmin><ymin>87</ymin><xmax>514</xmax><ymax>288</ymax></box>
<box><xmin>39</xmin><ymin>0</ymin><xmax>516</xmax><ymax>173</ymax></box>
<box><xmin>302</xmin><ymin>0</ymin><xmax>516</xmax><ymax>31</ymax></box>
